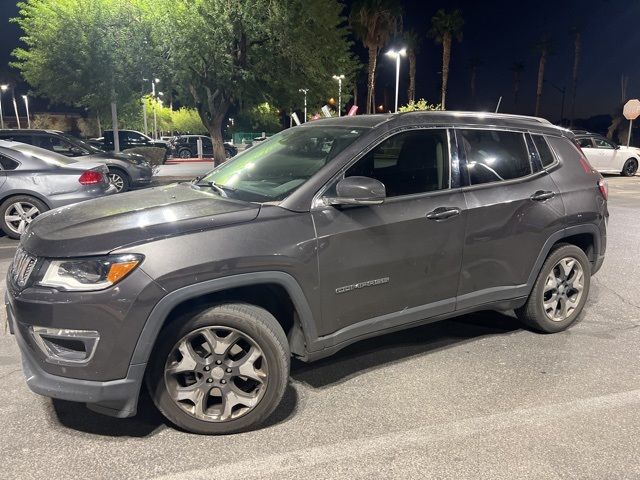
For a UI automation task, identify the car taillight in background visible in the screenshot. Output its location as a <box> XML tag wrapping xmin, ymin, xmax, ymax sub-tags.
<box><xmin>78</xmin><ymin>170</ymin><xmax>105</xmax><ymax>185</ymax></box>
<box><xmin>598</xmin><ymin>178</ymin><xmax>608</xmax><ymax>200</ymax></box>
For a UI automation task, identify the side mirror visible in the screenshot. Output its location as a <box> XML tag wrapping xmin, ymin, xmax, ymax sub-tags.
<box><xmin>70</xmin><ymin>146</ymin><xmax>87</xmax><ymax>156</ymax></box>
<box><xmin>324</xmin><ymin>176</ymin><xmax>386</xmax><ymax>206</ymax></box>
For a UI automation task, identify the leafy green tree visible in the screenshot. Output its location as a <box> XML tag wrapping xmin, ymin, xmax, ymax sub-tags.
<box><xmin>148</xmin><ymin>0</ymin><xmax>359</xmax><ymax>161</ymax></box>
<box><xmin>12</xmin><ymin>0</ymin><xmax>158</xmax><ymax>150</ymax></box>
<box><xmin>235</xmin><ymin>103</ymin><xmax>281</xmax><ymax>133</ymax></box>
<box><xmin>171</xmin><ymin>108</ymin><xmax>207</xmax><ymax>135</ymax></box>
<box><xmin>428</xmin><ymin>8</ymin><xmax>464</xmax><ymax>109</ymax></box>
<box><xmin>350</xmin><ymin>0</ymin><xmax>402</xmax><ymax>114</ymax></box>
<box><xmin>398</xmin><ymin>99</ymin><xmax>442</xmax><ymax>112</ymax></box>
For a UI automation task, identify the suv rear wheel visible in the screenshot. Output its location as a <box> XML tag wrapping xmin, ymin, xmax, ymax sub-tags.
<box><xmin>146</xmin><ymin>303</ymin><xmax>290</xmax><ymax>434</ymax></box>
<box><xmin>516</xmin><ymin>244</ymin><xmax>591</xmax><ymax>333</ymax></box>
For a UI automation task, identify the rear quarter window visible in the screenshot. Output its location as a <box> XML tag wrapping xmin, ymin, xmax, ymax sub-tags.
<box><xmin>532</xmin><ymin>135</ymin><xmax>556</xmax><ymax>167</ymax></box>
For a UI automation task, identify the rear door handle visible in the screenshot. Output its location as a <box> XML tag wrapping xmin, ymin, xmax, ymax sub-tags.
<box><xmin>530</xmin><ymin>190</ymin><xmax>556</xmax><ymax>201</ymax></box>
<box><xmin>426</xmin><ymin>207</ymin><xmax>461</xmax><ymax>220</ymax></box>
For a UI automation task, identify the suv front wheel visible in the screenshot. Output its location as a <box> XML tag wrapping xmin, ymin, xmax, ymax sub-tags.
<box><xmin>516</xmin><ymin>244</ymin><xmax>591</xmax><ymax>333</ymax></box>
<box><xmin>146</xmin><ymin>303</ymin><xmax>290</xmax><ymax>434</ymax></box>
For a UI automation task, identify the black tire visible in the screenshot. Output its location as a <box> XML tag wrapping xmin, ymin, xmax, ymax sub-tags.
<box><xmin>224</xmin><ymin>147</ymin><xmax>235</xmax><ymax>159</ymax></box>
<box><xmin>178</xmin><ymin>148</ymin><xmax>192</xmax><ymax>159</ymax></box>
<box><xmin>516</xmin><ymin>244</ymin><xmax>591</xmax><ymax>333</ymax></box>
<box><xmin>621</xmin><ymin>158</ymin><xmax>638</xmax><ymax>177</ymax></box>
<box><xmin>146</xmin><ymin>303</ymin><xmax>290</xmax><ymax>435</ymax></box>
<box><xmin>0</xmin><ymin>195</ymin><xmax>49</xmax><ymax>239</ymax></box>
<box><xmin>107</xmin><ymin>168</ymin><xmax>131</xmax><ymax>193</ymax></box>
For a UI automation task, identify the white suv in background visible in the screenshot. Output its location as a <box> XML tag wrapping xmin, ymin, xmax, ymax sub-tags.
<box><xmin>574</xmin><ymin>131</ymin><xmax>639</xmax><ymax>176</ymax></box>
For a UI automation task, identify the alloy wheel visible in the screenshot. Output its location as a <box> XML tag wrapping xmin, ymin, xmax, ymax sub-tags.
<box><xmin>4</xmin><ymin>202</ymin><xmax>40</xmax><ymax>235</ymax></box>
<box><xmin>542</xmin><ymin>257</ymin><xmax>585</xmax><ymax>321</ymax></box>
<box><xmin>164</xmin><ymin>326</ymin><xmax>268</xmax><ymax>422</ymax></box>
<box><xmin>625</xmin><ymin>160</ymin><xmax>638</xmax><ymax>176</ymax></box>
<box><xmin>179</xmin><ymin>149</ymin><xmax>192</xmax><ymax>158</ymax></box>
<box><xmin>108</xmin><ymin>173</ymin><xmax>125</xmax><ymax>192</ymax></box>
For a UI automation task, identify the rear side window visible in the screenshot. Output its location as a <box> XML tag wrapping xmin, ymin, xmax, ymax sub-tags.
<box><xmin>0</xmin><ymin>154</ymin><xmax>19</xmax><ymax>170</ymax></box>
<box><xmin>458</xmin><ymin>129</ymin><xmax>531</xmax><ymax>185</ymax></box>
<box><xmin>576</xmin><ymin>137</ymin><xmax>593</xmax><ymax>148</ymax></box>
<box><xmin>532</xmin><ymin>135</ymin><xmax>556</xmax><ymax>167</ymax></box>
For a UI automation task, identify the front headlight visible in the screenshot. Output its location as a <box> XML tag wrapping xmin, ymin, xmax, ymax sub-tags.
<box><xmin>35</xmin><ymin>254</ymin><xmax>143</xmax><ymax>291</ymax></box>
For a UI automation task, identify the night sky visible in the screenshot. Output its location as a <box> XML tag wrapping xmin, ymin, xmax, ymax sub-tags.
<box><xmin>1</xmin><ymin>0</ymin><xmax>639</xmax><ymax>122</ymax></box>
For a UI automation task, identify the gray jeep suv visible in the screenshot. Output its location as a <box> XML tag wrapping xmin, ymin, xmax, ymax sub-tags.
<box><xmin>6</xmin><ymin>112</ymin><xmax>608</xmax><ymax>434</ymax></box>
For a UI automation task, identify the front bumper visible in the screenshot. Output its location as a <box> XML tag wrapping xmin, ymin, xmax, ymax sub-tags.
<box><xmin>7</xmin><ymin>297</ymin><xmax>145</xmax><ymax>417</ymax></box>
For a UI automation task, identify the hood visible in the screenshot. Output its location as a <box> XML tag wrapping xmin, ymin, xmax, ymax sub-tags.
<box><xmin>21</xmin><ymin>183</ymin><xmax>260</xmax><ymax>257</ymax></box>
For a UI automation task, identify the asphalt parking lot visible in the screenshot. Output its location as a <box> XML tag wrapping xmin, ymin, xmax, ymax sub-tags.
<box><xmin>0</xmin><ymin>176</ymin><xmax>638</xmax><ymax>479</ymax></box>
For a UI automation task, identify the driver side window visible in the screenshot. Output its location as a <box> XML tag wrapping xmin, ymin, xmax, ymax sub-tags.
<box><xmin>344</xmin><ymin>129</ymin><xmax>450</xmax><ymax>197</ymax></box>
<box><xmin>35</xmin><ymin>135</ymin><xmax>75</xmax><ymax>156</ymax></box>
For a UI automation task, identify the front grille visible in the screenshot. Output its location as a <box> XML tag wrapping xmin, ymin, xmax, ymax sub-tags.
<box><xmin>11</xmin><ymin>248</ymin><xmax>37</xmax><ymax>288</ymax></box>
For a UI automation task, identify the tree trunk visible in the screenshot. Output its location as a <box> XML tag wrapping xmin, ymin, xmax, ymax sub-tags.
<box><xmin>207</xmin><ymin>111</ymin><xmax>228</xmax><ymax>165</ymax></box>
<box><xmin>441</xmin><ymin>33</ymin><xmax>452</xmax><ymax>109</ymax></box>
<box><xmin>366</xmin><ymin>47</ymin><xmax>377</xmax><ymax>114</ymax></box>
<box><xmin>535</xmin><ymin>52</ymin><xmax>546</xmax><ymax>117</ymax></box>
<box><xmin>570</xmin><ymin>33</ymin><xmax>581</xmax><ymax>127</ymax></box>
<box><xmin>407</xmin><ymin>51</ymin><xmax>416</xmax><ymax>103</ymax></box>
<box><xmin>111</xmin><ymin>101</ymin><xmax>120</xmax><ymax>153</ymax></box>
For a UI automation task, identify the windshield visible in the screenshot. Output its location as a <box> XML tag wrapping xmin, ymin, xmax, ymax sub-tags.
<box><xmin>61</xmin><ymin>133</ymin><xmax>103</xmax><ymax>152</ymax></box>
<box><xmin>199</xmin><ymin>126</ymin><xmax>366</xmax><ymax>202</ymax></box>
<box><xmin>10</xmin><ymin>143</ymin><xmax>77</xmax><ymax>166</ymax></box>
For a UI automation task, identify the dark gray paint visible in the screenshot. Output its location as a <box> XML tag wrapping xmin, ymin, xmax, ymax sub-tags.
<box><xmin>5</xmin><ymin>111</ymin><xmax>608</xmax><ymax>417</ymax></box>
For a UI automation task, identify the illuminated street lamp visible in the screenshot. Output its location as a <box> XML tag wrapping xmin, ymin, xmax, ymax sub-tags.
<box><xmin>332</xmin><ymin>74</ymin><xmax>345</xmax><ymax>116</ymax></box>
<box><xmin>22</xmin><ymin>95</ymin><xmax>31</xmax><ymax>129</ymax></box>
<box><xmin>386</xmin><ymin>48</ymin><xmax>406</xmax><ymax>113</ymax></box>
<box><xmin>298</xmin><ymin>88</ymin><xmax>308</xmax><ymax>123</ymax></box>
<box><xmin>0</xmin><ymin>84</ymin><xmax>8</xmax><ymax>129</ymax></box>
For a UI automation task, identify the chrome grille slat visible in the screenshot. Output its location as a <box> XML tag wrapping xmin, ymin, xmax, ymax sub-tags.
<box><xmin>11</xmin><ymin>248</ymin><xmax>37</xmax><ymax>288</ymax></box>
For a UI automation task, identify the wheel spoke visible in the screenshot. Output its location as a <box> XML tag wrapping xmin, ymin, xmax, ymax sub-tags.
<box><xmin>220</xmin><ymin>388</ymin><xmax>259</xmax><ymax>421</ymax></box>
<box><xmin>167</xmin><ymin>339</ymin><xmax>202</xmax><ymax>374</ymax></box>
<box><xmin>544</xmin><ymin>274</ymin><xmax>558</xmax><ymax>293</ymax></box>
<box><xmin>25</xmin><ymin>207</ymin><xmax>39</xmax><ymax>218</ymax></box>
<box><xmin>560</xmin><ymin>259</ymin><xmax>575</xmax><ymax>279</ymax></box>
<box><xmin>202</xmin><ymin>329</ymin><xmax>241</xmax><ymax>356</ymax></box>
<box><xmin>5</xmin><ymin>215</ymin><xmax>20</xmax><ymax>222</ymax></box>
<box><xmin>234</xmin><ymin>346</ymin><xmax>266</xmax><ymax>382</ymax></box>
<box><xmin>18</xmin><ymin>220</ymin><xmax>26</xmax><ymax>233</ymax></box>
<box><xmin>14</xmin><ymin>204</ymin><xmax>25</xmax><ymax>215</ymax></box>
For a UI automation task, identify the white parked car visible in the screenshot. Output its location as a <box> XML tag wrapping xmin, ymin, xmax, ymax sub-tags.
<box><xmin>574</xmin><ymin>132</ymin><xmax>639</xmax><ymax>176</ymax></box>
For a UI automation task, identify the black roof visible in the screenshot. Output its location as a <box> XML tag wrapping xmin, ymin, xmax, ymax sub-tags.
<box><xmin>302</xmin><ymin>111</ymin><xmax>567</xmax><ymax>136</ymax></box>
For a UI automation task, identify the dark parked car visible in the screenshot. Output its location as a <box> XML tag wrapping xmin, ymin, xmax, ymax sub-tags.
<box><xmin>7</xmin><ymin>112</ymin><xmax>607</xmax><ymax>434</ymax></box>
<box><xmin>0</xmin><ymin>129</ymin><xmax>153</xmax><ymax>192</ymax></box>
<box><xmin>171</xmin><ymin>135</ymin><xmax>237</xmax><ymax>159</ymax></box>
<box><xmin>0</xmin><ymin>140</ymin><xmax>115</xmax><ymax>238</ymax></box>
<box><xmin>91</xmin><ymin>130</ymin><xmax>171</xmax><ymax>159</ymax></box>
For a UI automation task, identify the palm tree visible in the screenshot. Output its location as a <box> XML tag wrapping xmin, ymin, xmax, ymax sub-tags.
<box><xmin>350</xmin><ymin>0</ymin><xmax>402</xmax><ymax>114</ymax></box>
<box><xmin>428</xmin><ymin>8</ymin><xmax>464</xmax><ymax>109</ymax></box>
<box><xmin>468</xmin><ymin>56</ymin><xmax>482</xmax><ymax>108</ymax></box>
<box><xmin>403</xmin><ymin>30</ymin><xmax>421</xmax><ymax>103</ymax></box>
<box><xmin>510</xmin><ymin>61</ymin><xmax>525</xmax><ymax>109</ymax></box>
<box><xmin>569</xmin><ymin>25</ymin><xmax>582</xmax><ymax>127</ymax></box>
<box><xmin>533</xmin><ymin>36</ymin><xmax>554</xmax><ymax>117</ymax></box>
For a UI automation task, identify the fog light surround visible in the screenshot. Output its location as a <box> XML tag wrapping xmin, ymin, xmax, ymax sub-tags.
<box><xmin>30</xmin><ymin>326</ymin><xmax>100</xmax><ymax>365</ymax></box>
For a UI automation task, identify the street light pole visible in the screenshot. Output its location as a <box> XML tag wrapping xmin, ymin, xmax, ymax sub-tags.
<box><xmin>11</xmin><ymin>88</ymin><xmax>21</xmax><ymax>129</ymax></box>
<box><xmin>298</xmin><ymin>88</ymin><xmax>308</xmax><ymax>122</ymax></box>
<box><xmin>0</xmin><ymin>85</ymin><xmax>7</xmax><ymax>129</ymax></box>
<box><xmin>386</xmin><ymin>48</ymin><xmax>406</xmax><ymax>113</ymax></box>
<box><xmin>22</xmin><ymin>95</ymin><xmax>31</xmax><ymax>129</ymax></box>
<box><xmin>332</xmin><ymin>75</ymin><xmax>345</xmax><ymax>116</ymax></box>
<box><xmin>152</xmin><ymin>78</ymin><xmax>160</xmax><ymax>139</ymax></box>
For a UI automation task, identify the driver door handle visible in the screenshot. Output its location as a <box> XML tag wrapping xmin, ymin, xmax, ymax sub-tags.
<box><xmin>426</xmin><ymin>207</ymin><xmax>461</xmax><ymax>220</ymax></box>
<box><xmin>530</xmin><ymin>190</ymin><xmax>556</xmax><ymax>201</ymax></box>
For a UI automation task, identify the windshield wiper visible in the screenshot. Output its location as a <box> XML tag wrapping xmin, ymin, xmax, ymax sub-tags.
<box><xmin>198</xmin><ymin>180</ymin><xmax>236</xmax><ymax>197</ymax></box>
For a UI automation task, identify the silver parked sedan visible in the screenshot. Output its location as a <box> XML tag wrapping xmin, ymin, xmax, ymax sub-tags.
<box><xmin>0</xmin><ymin>140</ymin><xmax>116</xmax><ymax>239</ymax></box>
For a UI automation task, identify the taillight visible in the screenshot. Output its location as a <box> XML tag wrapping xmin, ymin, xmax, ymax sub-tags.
<box><xmin>598</xmin><ymin>178</ymin><xmax>608</xmax><ymax>200</ymax></box>
<box><xmin>79</xmin><ymin>170</ymin><xmax>105</xmax><ymax>185</ymax></box>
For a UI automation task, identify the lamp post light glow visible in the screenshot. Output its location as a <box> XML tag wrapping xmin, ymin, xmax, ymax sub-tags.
<box><xmin>0</xmin><ymin>84</ymin><xmax>8</xmax><ymax>129</ymax></box>
<box><xmin>298</xmin><ymin>88</ymin><xmax>309</xmax><ymax>123</ymax></box>
<box><xmin>332</xmin><ymin>74</ymin><xmax>345</xmax><ymax>117</ymax></box>
<box><xmin>22</xmin><ymin>95</ymin><xmax>31</xmax><ymax>129</ymax></box>
<box><xmin>386</xmin><ymin>48</ymin><xmax>406</xmax><ymax>113</ymax></box>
